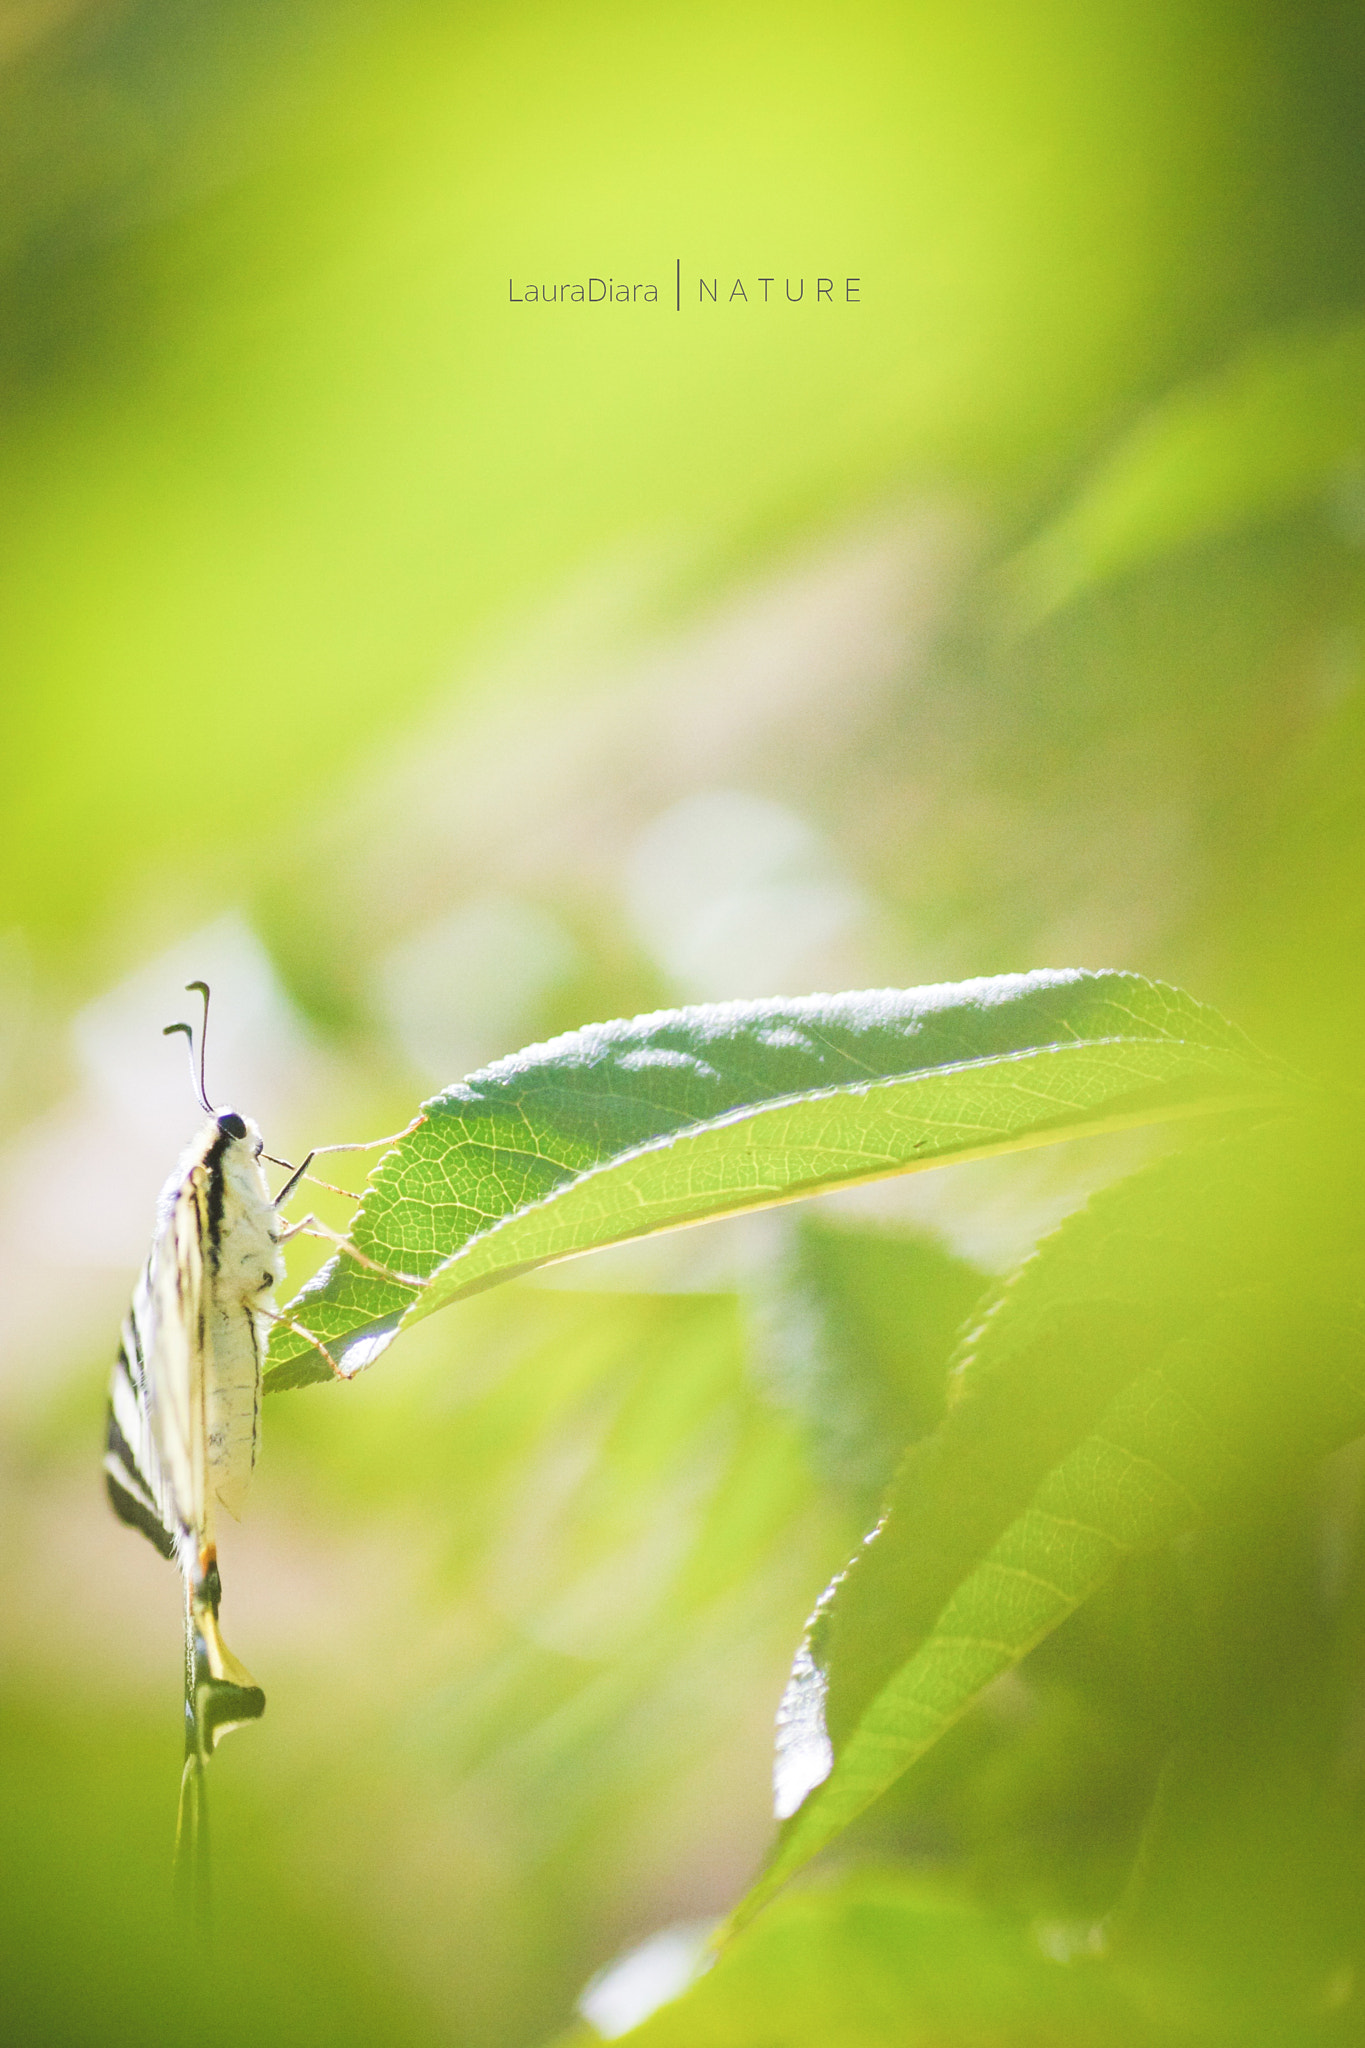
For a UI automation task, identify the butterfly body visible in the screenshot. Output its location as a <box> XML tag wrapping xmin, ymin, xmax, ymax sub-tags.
<box><xmin>192</xmin><ymin>1111</ymin><xmax>281</xmax><ymax>1518</ymax></box>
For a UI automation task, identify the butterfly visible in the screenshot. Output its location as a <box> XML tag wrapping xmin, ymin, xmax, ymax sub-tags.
<box><xmin>104</xmin><ymin>984</ymin><xmax>419</xmax><ymax>1887</ymax></box>
<box><xmin>103</xmin><ymin>983</ymin><xmax>319</xmax><ymax>1814</ymax></box>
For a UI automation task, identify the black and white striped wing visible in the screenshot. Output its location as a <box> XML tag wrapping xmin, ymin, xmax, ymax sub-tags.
<box><xmin>104</xmin><ymin>1171</ymin><xmax>206</xmax><ymax>1580</ymax></box>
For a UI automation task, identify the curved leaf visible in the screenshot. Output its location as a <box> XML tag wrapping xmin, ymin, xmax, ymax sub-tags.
<box><xmin>266</xmin><ymin>971</ymin><xmax>1282</xmax><ymax>1389</ymax></box>
<box><xmin>736</xmin><ymin>1123</ymin><xmax>1365</xmax><ymax>1930</ymax></box>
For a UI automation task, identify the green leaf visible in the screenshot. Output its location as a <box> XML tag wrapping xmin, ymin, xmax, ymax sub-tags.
<box><xmin>737</xmin><ymin>1124</ymin><xmax>1365</xmax><ymax>1929</ymax></box>
<box><xmin>594</xmin><ymin>1868</ymin><xmax>1151</xmax><ymax>2046</ymax></box>
<box><xmin>266</xmin><ymin>971</ymin><xmax>1281</xmax><ymax>1389</ymax></box>
<box><xmin>770</xmin><ymin>1219</ymin><xmax>988</xmax><ymax>1501</ymax></box>
<box><xmin>1008</xmin><ymin>314</ymin><xmax>1365</xmax><ymax>621</ymax></box>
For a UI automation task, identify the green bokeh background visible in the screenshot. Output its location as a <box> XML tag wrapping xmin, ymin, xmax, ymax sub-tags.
<box><xmin>5</xmin><ymin>3</ymin><xmax>1365</xmax><ymax>2043</ymax></box>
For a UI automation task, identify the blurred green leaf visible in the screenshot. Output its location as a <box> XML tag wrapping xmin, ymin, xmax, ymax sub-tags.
<box><xmin>1009</xmin><ymin>314</ymin><xmax>1365</xmax><ymax>620</ymax></box>
<box><xmin>736</xmin><ymin>1122</ymin><xmax>1365</xmax><ymax>1927</ymax></box>
<box><xmin>770</xmin><ymin>1219</ymin><xmax>987</xmax><ymax>1501</ymax></box>
<box><xmin>596</xmin><ymin>1868</ymin><xmax>1149</xmax><ymax>2046</ymax></box>
<box><xmin>268</xmin><ymin>971</ymin><xmax>1280</xmax><ymax>1387</ymax></box>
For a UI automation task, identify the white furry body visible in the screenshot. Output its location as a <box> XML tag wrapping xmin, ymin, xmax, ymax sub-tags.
<box><xmin>197</xmin><ymin>1128</ymin><xmax>281</xmax><ymax>1517</ymax></box>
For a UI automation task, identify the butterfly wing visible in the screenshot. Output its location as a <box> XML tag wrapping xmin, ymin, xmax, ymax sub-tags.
<box><xmin>104</xmin><ymin>1164</ymin><xmax>208</xmax><ymax>1580</ymax></box>
<box><xmin>105</xmin><ymin>1307</ymin><xmax>177</xmax><ymax>1563</ymax></box>
<box><xmin>106</xmin><ymin>1122</ymin><xmax>266</xmax><ymax>1713</ymax></box>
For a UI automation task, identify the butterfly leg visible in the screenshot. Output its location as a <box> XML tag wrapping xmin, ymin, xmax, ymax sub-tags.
<box><xmin>265</xmin><ymin>1122</ymin><xmax>425</xmax><ymax>1206</ymax></box>
<box><xmin>257</xmin><ymin>1301</ymin><xmax>348</xmax><ymax>1379</ymax></box>
<box><xmin>268</xmin><ymin>1155</ymin><xmax>365</xmax><ymax>1205</ymax></box>
<box><xmin>295</xmin><ymin>1171</ymin><xmax>366</xmax><ymax>1202</ymax></box>
<box><xmin>276</xmin><ymin>1213</ymin><xmax>424</xmax><ymax>1291</ymax></box>
<box><xmin>308</xmin><ymin>1123</ymin><xmax>424</xmax><ymax>1155</ymax></box>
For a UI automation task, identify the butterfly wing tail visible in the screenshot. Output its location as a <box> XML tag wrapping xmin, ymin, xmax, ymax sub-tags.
<box><xmin>191</xmin><ymin>1593</ymin><xmax>266</xmax><ymax>1726</ymax></box>
<box><xmin>174</xmin><ymin>1573</ymin><xmax>264</xmax><ymax>1927</ymax></box>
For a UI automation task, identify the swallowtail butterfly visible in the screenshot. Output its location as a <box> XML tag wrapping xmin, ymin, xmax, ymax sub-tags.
<box><xmin>103</xmin><ymin>985</ymin><xmax>315</xmax><ymax>1786</ymax></box>
<box><xmin>104</xmin><ymin>984</ymin><xmax>416</xmax><ymax>1892</ymax></box>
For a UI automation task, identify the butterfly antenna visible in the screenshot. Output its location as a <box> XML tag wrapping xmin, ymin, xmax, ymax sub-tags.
<box><xmin>185</xmin><ymin>981</ymin><xmax>214</xmax><ymax>1111</ymax></box>
<box><xmin>163</xmin><ymin>981</ymin><xmax>214</xmax><ymax>1117</ymax></box>
<box><xmin>163</xmin><ymin>1022</ymin><xmax>211</xmax><ymax>1112</ymax></box>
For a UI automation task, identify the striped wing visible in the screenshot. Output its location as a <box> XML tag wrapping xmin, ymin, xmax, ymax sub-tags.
<box><xmin>104</xmin><ymin>1169</ymin><xmax>208</xmax><ymax>1580</ymax></box>
<box><xmin>106</xmin><ymin>1111</ymin><xmax>269</xmax><ymax>1748</ymax></box>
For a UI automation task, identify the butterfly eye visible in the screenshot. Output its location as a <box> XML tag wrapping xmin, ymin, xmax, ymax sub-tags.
<box><xmin>217</xmin><ymin>1111</ymin><xmax>247</xmax><ymax>1140</ymax></box>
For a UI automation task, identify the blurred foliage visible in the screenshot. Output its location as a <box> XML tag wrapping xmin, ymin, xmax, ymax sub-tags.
<box><xmin>597</xmin><ymin>1867</ymin><xmax>1155</xmax><ymax>2047</ymax></box>
<box><xmin>4</xmin><ymin>0</ymin><xmax>1365</xmax><ymax>968</ymax></box>
<box><xmin>7</xmin><ymin>1</ymin><xmax>1365</xmax><ymax>2044</ymax></box>
<box><xmin>754</xmin><ymin>1116</ymin><xmax>1365</xmax><ymax>1926</ymax></box>
<box><xmin>1009</xmin><ymin>315</ymin><xmax>1365</xmax><ymax>621</ymax></box>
